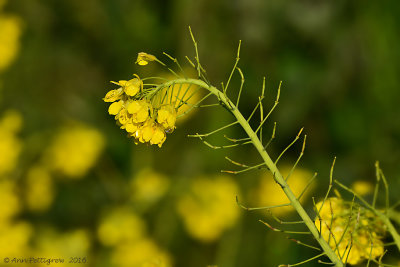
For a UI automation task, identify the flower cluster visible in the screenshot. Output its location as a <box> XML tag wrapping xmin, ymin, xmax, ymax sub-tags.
<box><xmin>315</xmin><ymin>198</ymin><xmax>386</xmax><ymax>265</ymax></box>
<box><xmin>104</xmin><ymin>73</ymin><xmax>177</xmax><ymax>147</ymax></box>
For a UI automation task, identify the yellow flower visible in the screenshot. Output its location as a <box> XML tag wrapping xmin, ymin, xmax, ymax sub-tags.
<box><xmin>44</xmin><ymin>123</ymin><xmax>105</xmax><ymax>178</ymax></box>
<box><xmin>315</xmin><ymin>197</ymin><xmax>343</xmax><ymax>220</ymax></box>
<box><xmin>314</xmin><ymin>197</ymin><xmax>386</xmax><ymax>265</ymax></box>
<box><xmin>108</xmin><ymin>100</ymin><xmax>123</xmax><ymax>115</ymax></box>
<box><xmin>125</xmin><ymin>121</ymin><xmax>140</xmax><ymax>133</ymax></box>
<box><xmin>103</xmin><ymin>88</ymin><xmax>124</xmax><ymax>102</ymax></box>
<box><xmin>136</xmin><ymin>52</ymin><xmax>157</xmax><ymax>66</ymax></box>
<box><xmin>176</xmin><ymin>175</ymin><xmax>240</xmax><ymax>242</ymax></box>
<box><xmin>367</xmin><ymin>239</ymin><xmax>384</xmax><ymax>259</ymax></box>
<box><xmin>351</xmin><ymin>180</ymin><xmax>374</xmax><ymax>196</ymax></box>
<box><xmin>157</xmin><ymin>104</ymin><xmax>176</xmax><ymax>131</ymax></box>
<box><xmin>252</xmin><ymin>166</ymin><xmax>314</xmax><ymax>215</ymax></box>
<box><xmin>344</xmin><ymin>244</ymin><xmax>363</xmax><ymax>265</ymax></box>
<box><xmin>150</xmin><ymin>125</ymin><xmax>166</xmax><ymax>147</ymax></box>
<box><xmin>127</xmin><ymin>100</ymin><xmax>151</xmax><ymax>123</ymax></box>
<box><xmin>111</xmin><ymin>74</ymin><xmax>143</xmax><ymax>96</ymax></box>
<box><xmin>117</xmin><ymin>107</ymin><xmax>130</xmax><ymax>125</ymax></box>
<box><xmin>97</xmin><ymin>207</ymin><xmax>146</xmax><ymax>246</ymax></box>
<box><xmin>137</xmin><ymin>120</ymin><xmax>155</xmax><ymax>143</ymax></box>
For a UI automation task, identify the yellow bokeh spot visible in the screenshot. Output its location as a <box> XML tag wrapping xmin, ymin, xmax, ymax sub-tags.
<box><xmin>44</xmin><ymin>123</ymin><xmax>105</xmax><ymax>178</ymax></box>
<box><xmin>112</xmin><ymin>238</ymin><xmax>172</xmax><ymax>267</ymax></box>
<box><xmin>34</xmin><ymin>228</ymin><xmax>91</xmax><ymax>262</ymax></box>
<box><xmin>131</xmin><ymin>168</ymin><xmax>170</xmax><ymax>205</ymax></box>
<box><xmin>0</xmin><ymin>221</ymin><xmax>33</xmax><ymax>257</ymax></box>
<box><xmin>97</xmin><ymin>207</ymin><xmax>146</xmax><ymax>246</ymax></box>
<box><xmin>0</xmin><ymin>7</ymin><xmax>22</xmax><ymax>72</ymax></box>
<box><xmin>176</xmin><ymin>175</ymin><xmax>240</xmax><ymax>242</ymax></box>
<box><xmin>25</xmin><ymin>165</ymin><xmax>54</xmax><ymax>212</ymax></box>
<box><xmin>351</xmin><ymin>180</ymin><xmax>374</xmax><ymax>196</ymax></box>
<box><xmin>162</xmin><ymin>72</ymin><xmax>201</xmax><ymax>122</ymax></box>
<box><xmin>0</xmin><ymin>179</ymin><xmax>20</xmax><ymax>221</ymax></box>
<box><xmin>0</xmin><ymin>110</ymin><xmax>23</xmax><ymax>176</ymax></box>
<box><xmin>252</xmin><ymin>165</ymin><xmax>313</xmax><ymax>215</ymax></box>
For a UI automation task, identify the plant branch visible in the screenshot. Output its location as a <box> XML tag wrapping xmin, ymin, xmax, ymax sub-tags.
<box><xmin>161</xmin><ymin>78</ymin><xmax>345</xmax><ymax>266</ymax></box>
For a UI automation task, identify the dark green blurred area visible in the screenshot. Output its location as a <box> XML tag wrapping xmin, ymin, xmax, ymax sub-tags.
<box><xmin>1</xmin><ymin>0</ymin><xmax>400</xmax><ymax>266</ymax></box>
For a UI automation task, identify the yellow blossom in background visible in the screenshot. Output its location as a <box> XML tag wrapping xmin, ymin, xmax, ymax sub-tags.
<box><xmin>136</xmin><ymin>52</ymin><xmax>157</xmax><ymax>66</ymax></box>
<box><xmin>0</xmin><ymin>109</ymin><xmax>23</xmax><ymax>132</ymax></box>
<box><xmin>0</xmin><ymin>2</ymin><xmax>22</xmax><ymax>72</ymax></box>
<box><xmin>314</xmin><ymin>197</ymin><xmax>386</xmax><ymax>265</ymax></box>
<box><xmin>0</xmin><ymin>110</ymin><xmax>23</xmax><ymax>176</ymax></box>
<box><xmin>111</xmin><ymin>238</ymin><xmax>172</xmax><ymax>267</ymax></box>
<box><xmin>351</xmin><ymin>180</ymin><xmax>374</xmax><ymax>196</ymax></box>
<box><xmin>25</xmin><ymin>165</ymin><xmax>54</xmax><ymax>212</ymax></box>
<box><xmin>97</xmin><ymin>207</ymin><xmax>146</xmax><ymax>246</ymax></box>
<box><xmin>0</xmin><ymin>221</ymin><xmax>32</xmax><ymax>258</ymax></box>
<box><xmin>131</xmin><ymin>168</ymin><xmax>170</xmax><ymax>205</ymax></box>
<box><xmin>0</xmin><ymin>179</ymin><xmax>21</xmax><ymax>221</ymax></box>
<box><xmin>252</xmin><ymin>165</ymin><xmax>313</xmax><ymax>215</ymax></box>
<box><xmin>163</xmin><ymin>72</ymin><xmax>201</xmax><ymax>122</ymax></box>
<box><xmin>176</xmin><ymin>175</ymin><xmax>240</xmax><ymax>242</ymax></box>
<box><xmin>44</xmin><ymin>123</ymin><xmax>105</xmax><ymax>178</ymax></box>
<box><xmin>34</xmin><ymin>228</ymin><xmax>90</xmax><ymax>263</ymax></box>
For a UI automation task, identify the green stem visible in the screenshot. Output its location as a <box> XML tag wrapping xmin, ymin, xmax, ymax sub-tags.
<box><xmin>388</xmin><ymin>209</ymin><xmax>400</xmax><ymax>225</ymax></box>
<box><xmin>164</xmin><ymin>78</ymin><xmax>344</xmax><ymax>267</ymax></box>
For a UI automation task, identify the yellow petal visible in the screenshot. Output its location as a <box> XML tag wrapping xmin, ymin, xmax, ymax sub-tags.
<box><xmin>151</xmin><ymin>127</ymin><xmax>166</xmax><ymax>147</ymax></box>
<box><xmin>138</xmin><ymin>60</ymin><xmax>148</xmax><ymax>66</ymax></box>
<box><xmin>135</xmin><ymin>109</ymin><xmax>149</xmax><ymax>123</ymax></box>
<box><xmin>127</xmin><ymin>101</ymin><xmax>141</xmax><ymax>114</ymax></box>
<box><xmin>103</xmin><ymin>88</ymin><xmax>123</xmax><ymax>102</ymax></box>
<box><xmin>124</xmin><ymin>85</ymin><xmax>139</xmax><ymax>96</ymax></box>
<box><xmin>141</xmin><ymin>127</ymin><xmax>154</xmax><ymax>142</ymax></box>
<box><xmin>118</xmin><ymin>109</ymin><xmax>129</xmax><ymax>125</ymax></box>
<box><xmin>125</xmin><ymin>122</ymin><xmax>138</xmax><ymax>133</ymax></box>
<box><xmin>108</xmin><ymin>101</ymin><xmax>123</xmax><ymax>115</ymax></box>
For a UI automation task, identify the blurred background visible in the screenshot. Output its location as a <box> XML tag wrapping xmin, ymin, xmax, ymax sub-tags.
<box><xmin>1</xmin><ymin>0</ymin><xmax>400</xmax><ymax>266</ymax></box>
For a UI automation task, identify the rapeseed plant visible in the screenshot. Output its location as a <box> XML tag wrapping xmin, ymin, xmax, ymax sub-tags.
<box><xmin>105</xmin><ymin>28</ymin><xmax>400</xmax><ymax>266</ymax></box>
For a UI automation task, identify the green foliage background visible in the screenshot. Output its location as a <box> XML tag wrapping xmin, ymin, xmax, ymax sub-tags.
<box><xmin>1</xmin><ymin>0</ymin><xmax>400</xmax><ymax>266</ymax></box>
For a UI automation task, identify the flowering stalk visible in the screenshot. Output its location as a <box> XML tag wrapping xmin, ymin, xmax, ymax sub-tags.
<box><xmin>105</xmin><ymin>31</ymin><xmax>399</xmax><ymax>265</ymax></box>
<box><xmin>156</xmin><ymin>78</ymin><xmax>345</xmax><ymax>266</ymax></box>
